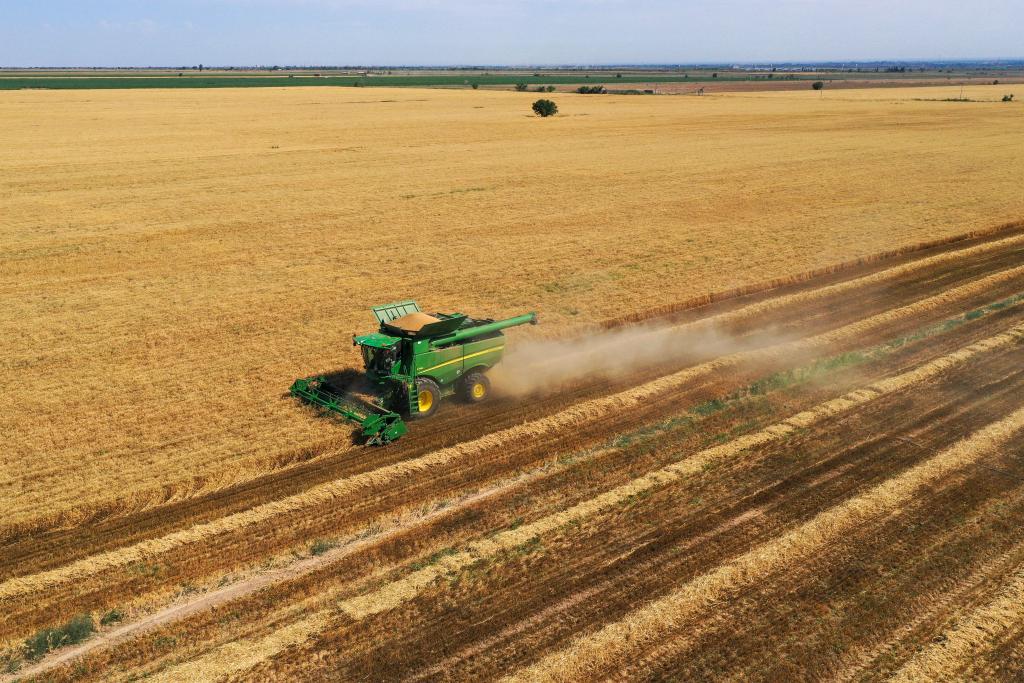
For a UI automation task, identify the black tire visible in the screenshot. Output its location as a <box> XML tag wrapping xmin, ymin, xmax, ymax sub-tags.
<box><xmin>459</xmin><ymin>372</ymin><xmax>491</xmax><ymax>404</ymax></box>
<box><xmin>411</xmin><ymin>377</ymin><xmax>440</xmax><ymax>419</ymax></box>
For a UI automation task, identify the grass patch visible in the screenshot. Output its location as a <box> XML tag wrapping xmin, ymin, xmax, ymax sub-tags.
<box><xmin>153</xmin><ymin>635</ymin><xmax>177</xmax><ymax>649</ymax></box>
<box><xmin>127</xmin><ymin>561</ymin><xmax>161</xmax><ymax>577</ymax></box>
<box><xmin>511</xmin><ymin>535</ymin><xmax>544</xmax><ymax>556</ymax></box>
<box><xmin>411</xmin><ymin>547</ymin><xmax>459</xmax><ymax>571</ymax></box>
<box><xmin>310</xmin><ymin>538</ymin><xmax>336</xmax><ymax>556</ymax></box>
<box><xmin>2</xmin><ymin>652</ymin><xmax>21</xmax><ymax>674</ymax></box>
<box><xmin>24</xmin><ymin>614</ymin><xmax>95</xmax><ymax>661</ymax></box>
<box><xmin>100</xmin><ymin>608</ymin><xmax>124</xmax><ymax>626</ymax></box>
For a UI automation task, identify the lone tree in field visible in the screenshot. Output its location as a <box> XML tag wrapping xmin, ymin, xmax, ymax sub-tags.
<box><xmin>515</xmin><ymin>83</ymin><xmax>529</xmax><ymax>91</ymax></box>
<box><xmin>812</xmin><ymin>80</ymin><xmax>825</xmax><ymax>90</ymax></box>
<box><xmin>532</xmin><ymin>99</ymin><xmax>558</xmax><ymax>117</ymax></box>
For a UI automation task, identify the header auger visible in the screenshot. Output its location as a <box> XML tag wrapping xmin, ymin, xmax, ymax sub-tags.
<box><xmin>290</xmin><ymin>300</ymin><xmax>537</xmax><ymax>445</ymax></box>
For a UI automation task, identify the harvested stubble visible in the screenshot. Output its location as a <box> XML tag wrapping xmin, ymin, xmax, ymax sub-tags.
<box><xmin>139</xmin><ymin>321</ymin><xmax>1024</xmax><ymax>682</ymax></box>
<box><xmin>890</xmin><ymin>568</ymin><xmax>1024</xmax><ymax>682</ymax></box>
<box><xmin>507</xmin><ymin>403</ymin><xmax>1024</xmax><ymax>683</ymax></box>
<box><xmin>3</xmin><ymin>84</ymin><xmax>1024</xmax><ymax>530</ymax></box>
<box><xmin>831</xmin><ymin>541</ymin><xmax>1024</xmax><ymax>682</ymax></box>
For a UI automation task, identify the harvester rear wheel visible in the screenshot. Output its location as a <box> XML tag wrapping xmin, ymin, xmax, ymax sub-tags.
<box><xmin>412</xmin><ymin>377</ymin><xmax>440</xmax><ymax>419</ymax></box>
<box><xmin>460</xmin><ymin>372</ymin><xmax>491</xmax><ymax>404</ymax></box>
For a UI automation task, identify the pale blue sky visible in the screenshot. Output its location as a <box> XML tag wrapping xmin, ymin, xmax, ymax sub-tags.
<box><xmin>2</xmin><ymin>0</ymin><xmax>1021</xmax><ymax>67</ymax></box>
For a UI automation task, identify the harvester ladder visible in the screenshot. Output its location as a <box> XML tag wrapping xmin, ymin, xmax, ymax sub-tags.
<box><xmin>406</xmin><ymin>381</ymin><xmax>419</xmax><ymax>416</ymax></box>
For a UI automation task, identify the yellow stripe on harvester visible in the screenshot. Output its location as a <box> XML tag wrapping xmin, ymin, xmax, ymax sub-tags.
<box><xmin>420</xmin><ymin>346</ymin><xmax>504</xmax><ymax>373</ymax></box>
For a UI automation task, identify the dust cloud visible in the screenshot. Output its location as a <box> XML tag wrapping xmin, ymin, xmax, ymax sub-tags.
<box><xmin>491</xmin><ymin>319</ymin><xmax>796</xmax><ymax>397</ymax></box>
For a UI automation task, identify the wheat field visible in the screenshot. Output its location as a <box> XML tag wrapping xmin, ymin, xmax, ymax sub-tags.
<box><xmin>2</xmin><ymin>84</ymin><xmax>1023</xmax><ymax>532</ymax></box>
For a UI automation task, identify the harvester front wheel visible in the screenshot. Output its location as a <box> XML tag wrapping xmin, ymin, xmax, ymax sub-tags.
<box><xmin>460</xmin><ymin>372</ymin><xmax>491</xmax><ymax>404</ymax></box>
<box><xmin>413</xmin><ymin>377</ymin><xmax>440</xmax><ymax>419</ymax></box>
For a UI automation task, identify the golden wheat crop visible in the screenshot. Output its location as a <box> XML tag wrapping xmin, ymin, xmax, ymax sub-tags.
<box><xmin>2</xmin><ymin>84</ymin><xmax>1023</xmax><ymax>528</ymax></box>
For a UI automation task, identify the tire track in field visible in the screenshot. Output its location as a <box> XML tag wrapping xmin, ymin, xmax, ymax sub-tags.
<box><xmin>830</xmin><ymin>542</ymin><xmax>1024</xmax><ymax>682</ymax></box>
<box><xmin>131</xmin><ymin>321</ymin><xmax>1024</xmax><ymax>683</ymax></box>
<box><xmin>889</xmin><ymin>569</ymin><xmax>1024</xmax><ymax>682</ymax></box>
<box><xmin>504</xmin><ymin>404</ymin><xmax>1024</xmax><ymax>683</ymax></box>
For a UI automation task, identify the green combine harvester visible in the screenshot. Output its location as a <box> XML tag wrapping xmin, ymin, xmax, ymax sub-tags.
<box><xmin>290</xmin><ymin>300</ymin><xmax>537</xmax><ymax>445</ymax></box>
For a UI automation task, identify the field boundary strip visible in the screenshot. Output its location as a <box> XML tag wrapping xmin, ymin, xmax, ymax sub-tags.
<box><xmin>504</xmin><ymin>404</ymin><xmax>1024</xmax><ymax>683</ymax></box>
<box><xmin>138</xmin><ymin>321</ymin><xmax>1024</xmax><ymax>683</ymax></box>
<box><xmin>2</xmin><ymin>260</ymin><xmax>1023</xmax><ymax>604</ymax></box>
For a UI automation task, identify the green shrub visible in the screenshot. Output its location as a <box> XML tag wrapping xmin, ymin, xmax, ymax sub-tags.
<box><xmin>531</xmin><ymin>99</ymin><xmax>558</xmax><ymax>117</ymax></box>
<box><xmin>471</xmin><ymin>82</ymin><xmax>479</xmax><ymax>89</ymax></box>
<box><xmin>1003</xmin><ymin>94</ymin><xmax>1014</xmax><ymax>102</ymax></box>
<box><xmin>154</xmin><ymin>635</ymin><xmax>177</xmax><ymax>649</ymax></box>
<box><xmin>546</xmin><ymin>85</ymin><xmax>556</xmax><ymax>92</ymax></box>
<box><xmin>310</xmin><ymin>538</ymin><xmax>335</xmax><ymax>556</ymax></box>
<box><xmin>812</xmin><ymin>81</ymin><xmax>825</xmax><ymax>90</ymax></box>
<box><xmin>24</xmin><ymin>614</ymin><xmax>95</xmax><ymax>660</ymax></box>
<box><xmin>100</xmin><ymin>608</ymin><xmax>124</xmax><ymax>626</ymax></box>
<box><xmin>514</xmin><ymin>83</ymin><xmax>529</xmax><ymax>92</ymax></box>
<box><xmin>576</xmin><ymin>85</ymin><xmax>606</xmax><ymax>94</ymax></box>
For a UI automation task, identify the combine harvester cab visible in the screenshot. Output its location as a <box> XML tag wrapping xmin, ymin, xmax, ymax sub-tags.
<box><xmin>290</xmin><ymin>300</ymin><xmax>537</xmax><ymax>445</ymax></box>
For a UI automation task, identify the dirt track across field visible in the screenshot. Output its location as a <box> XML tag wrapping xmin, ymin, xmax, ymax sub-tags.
<box><xmin>6</xmin><ymin>224</ymin><xmax>1024</xmax><ymax>681</ymax></box>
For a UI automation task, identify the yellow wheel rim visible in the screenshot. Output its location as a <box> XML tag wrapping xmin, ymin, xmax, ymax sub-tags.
<box><xmin>471</xmin><ymin>382</ymin><xmax>486</xmax><ymax>399</ymax></box>
<box><xmin>418</xmin><ymin>389</ymin><xmax>434</xmax><ymax>413</ymax></box>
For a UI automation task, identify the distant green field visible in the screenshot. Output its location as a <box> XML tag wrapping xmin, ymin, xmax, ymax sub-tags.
<box><xmin>0</xmin><ymin>73</ymin><xmax>795</xmax><ymax>90</ymax></box>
